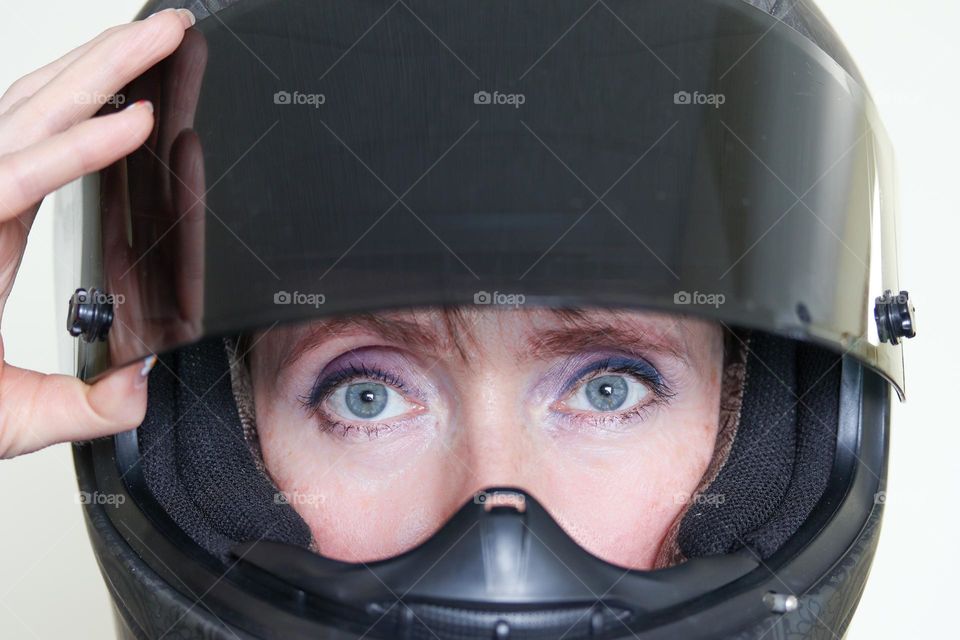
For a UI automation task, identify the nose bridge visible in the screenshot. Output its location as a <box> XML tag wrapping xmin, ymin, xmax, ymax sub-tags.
<box><xmin>455</xmin><ymin>369</ymin><xmax>529</xmax><ymax>491</ymax></box>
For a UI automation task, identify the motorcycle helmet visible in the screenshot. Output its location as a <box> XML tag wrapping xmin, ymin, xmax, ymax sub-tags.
<box><xmin>58</xmin><ymin>0</ymin><xmax>916</xmax><ymax>638</ymax></box>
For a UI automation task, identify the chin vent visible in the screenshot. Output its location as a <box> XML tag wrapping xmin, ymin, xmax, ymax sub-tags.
<box><xmin>367</xmin><ymin>601</ymin><xmax>632</xmax><ymax>640</ymax></box>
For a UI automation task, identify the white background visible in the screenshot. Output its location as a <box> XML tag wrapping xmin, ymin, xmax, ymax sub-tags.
<box><xmin>0</xmin><ymin>1</ymin><xmax>957</xmax><ymax>638</ymax></box>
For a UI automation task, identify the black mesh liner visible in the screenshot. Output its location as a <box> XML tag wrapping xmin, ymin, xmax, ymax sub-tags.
<box><xmin>743</xmin><ymin>341</ymin><xmax>842</xmax><ymax>556</ymax></box>
<box><xmin>677</xmin><ymin>332</ymin><xmax>841</xmax><ymax>558</ymax></box>
<box><xmin>137</xmin><ymin>339</ymin><xmax>312</xmax><ymax>560</ymax></box>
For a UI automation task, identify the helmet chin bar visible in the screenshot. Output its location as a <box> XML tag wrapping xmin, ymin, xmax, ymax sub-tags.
<box><xmin>78</xmin><ymin>356</ymin><xmax>885</xmax><ymax>638</ymax></box>
<box><xmin>232</xmin><ymin>489</ymin><xmax>758</xmax><ymax>639</ymax></box>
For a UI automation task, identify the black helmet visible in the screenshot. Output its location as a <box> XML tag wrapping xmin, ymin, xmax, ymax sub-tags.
<box><xmin>61</xmin><ymin>0</ymin><xmax>915</xmax><ymax>638</ymax></box>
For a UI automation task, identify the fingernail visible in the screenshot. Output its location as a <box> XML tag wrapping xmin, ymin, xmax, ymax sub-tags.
<box><xmin>140</xmin><ymin>355</ymin><xmax>157</xmax><ymax>377</ymax></box>
<box><xmin>136</xmin><ymin>355</ymin><xmax>157</xmax><ymax>388</ymax></box>
<box><xmin>178</xmin><ymin>9</ymin><xmax>197</xmax><ymax>27</ymax></box>
<box><xmin>127</xmin><ymin>100</ymin><xmax>154</xmax><ymax>114</ymax></box>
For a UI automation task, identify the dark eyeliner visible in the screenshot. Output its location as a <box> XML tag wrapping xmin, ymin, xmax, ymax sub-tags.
<box><xmin>562</xmin><ymin>356</ymin><xmax>672</xmax><ymax>399</ymax></box>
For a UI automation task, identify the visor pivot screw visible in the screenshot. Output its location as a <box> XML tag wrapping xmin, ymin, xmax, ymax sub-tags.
<box><xmin>874</xmin><ymin>290</ymin><xmax>916</xmax><ymax>345</ymax></box>
<box><xmin>67</xmin><ymin>288</ymin><xmax>114</xmax><ymax>343</ymax></box>
<box><xmin>763</xmin><ymin>592</ymin><xmax>799</xmax><ymax>614</ymax></box>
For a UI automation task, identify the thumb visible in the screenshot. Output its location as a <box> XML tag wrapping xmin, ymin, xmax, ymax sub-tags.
<box><xmin>0</xmin><ymin>356</ymin><xmax>155</xmax><ymax>459</ymax></box>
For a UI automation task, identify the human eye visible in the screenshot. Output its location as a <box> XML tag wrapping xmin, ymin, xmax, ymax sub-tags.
<box><xmin>299</xmin><ymin>349</ymin><xmax>427</xmax><ymax>439</ymax></box>
<box><xmin>554</xmin><ymin>356</ymin><xmax>671</xmax><ymax>424</ymax></box>
<box><xmin>326</xmin><ymin>380</ymin><xmax>419</xmax><ymax>422</ymax></box>
<box><xmin>564</xmin><ymin>373</ymin><xmax>650</xmax><ymax>412</ymax></box>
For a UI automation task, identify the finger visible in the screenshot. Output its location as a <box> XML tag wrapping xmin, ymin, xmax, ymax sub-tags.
<box><xmin>0</xmin><ymin>357</ymin><xmax>154</xmax><ymax>459</ymax></box>
<box><xmin>0</xmin><ymin>100</ymin><xmax>155</xmax><ymax>224</ymax></box>
<box><xmin>1</xmin><ymin>9</ymin><xmax>193</xmax><ymax>151</ymax></box>
<box><xmin>0</xmin><ymin>23</ymin><xmax>127</xmax><ymax>116</ymax></box>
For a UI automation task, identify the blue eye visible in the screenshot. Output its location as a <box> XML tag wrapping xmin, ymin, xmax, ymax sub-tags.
<box><xmin>328</xmin><ymin>380</ymin><xmax>417</xmax><ymax>422</ymax></box>
<box><xmin>344</xmin><ymin>382</ymin><xmax>389</xmax><ymax>418</ymax></box>
<box><xmin>560</xmin><ymin>356</ymin><xmax>667</xmax><ymax>416</ymax></box>
<box><xmin>584</xmin><ymin>375</ymin><xmax>629</xmax><ymax>411</ymax></box>
<box><xmin>567</xmin><ymin>374</ymin><xmax>650</xmax><ymax>413</ymax></box>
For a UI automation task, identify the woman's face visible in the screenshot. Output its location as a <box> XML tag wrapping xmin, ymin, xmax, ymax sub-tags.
<box><xmin>249</xmin><ymin>308</ymin><xmax>723</xmax><ymax>569</ymax></box>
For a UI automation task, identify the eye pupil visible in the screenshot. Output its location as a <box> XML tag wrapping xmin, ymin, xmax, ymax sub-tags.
<box><xmin>345</xmin><ymin>382</ymin><xmax>388</xmax><ymax>418</ymax></box>
<box><xmin>586</xmin><ymin>375</ymin><xmax>628</xmax><ymax>411</ymax></box>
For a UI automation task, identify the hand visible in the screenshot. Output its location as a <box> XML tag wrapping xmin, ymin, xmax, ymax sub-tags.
<box><xmin>0</xmin><ymin>8</ymin><xmax>195</xmax><ymax>459</ymax></box>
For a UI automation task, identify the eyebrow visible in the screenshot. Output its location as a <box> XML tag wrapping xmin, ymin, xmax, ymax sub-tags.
<box><xmin>279</xmin><ymin>313</ymin><xmax>456</xmax><ymax>370</ymax></box>
<box><xmin>524</xmin><ymin>313</ymin><xmax>690</xmax><ymax>363</ymax></box>
<box><xmin>279</xmin><ymin>309</ymin><xmax>691</xmax><ymax>371</ymax></box>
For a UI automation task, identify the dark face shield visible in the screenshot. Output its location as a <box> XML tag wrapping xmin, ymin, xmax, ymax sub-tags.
<box><xmin>63</xmin><ymin>1</ymin><xmax>910</xmax><ymax>638</ymax></box>
<box><xmin>61</xmin><ymin>0</ymin><xmax>907</xmax><ymax>396</ymax></box>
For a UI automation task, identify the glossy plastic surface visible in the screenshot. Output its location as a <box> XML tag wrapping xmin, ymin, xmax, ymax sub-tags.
<box><xmin>63</xmin><ymin>0</ymin><xmax>904</xmax><ymax>397</ymax></box>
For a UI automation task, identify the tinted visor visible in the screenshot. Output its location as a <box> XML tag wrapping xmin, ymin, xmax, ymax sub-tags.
<box><xmin>61</xmin><ymin>0</ymin><xmax>904</xmax><ymax>396</ymax></box>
